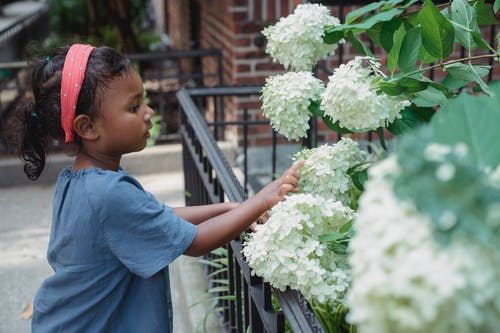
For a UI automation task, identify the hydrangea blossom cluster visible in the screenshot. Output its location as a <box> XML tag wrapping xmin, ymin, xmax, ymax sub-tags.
<box><xmin>348</xmin><ymin>157</ymin><xmax>500</xmax><ymax>333</ymax></box>
<box><xmin>293</xmin><ymin>137</ymin><xmax>366</xmax><ymax>204</ymax></box>
<box><xmin>261</xmin><ymin>71</ymin><xmax>324</xmax><ymax>140</ymax></box>
<box><xmin>321</xmin><ymin>57</ymin><xmax>411</xmax><ymax>131</ymax></box>
<box><xmin>262</xmin><ymin>3</ymin><xmax>342</xmax><ymax>71</ymax></box>
<box><xmin>243</xmin><ymin>193</ymin><xmax>356</xmax><ymax>304</ymax></box>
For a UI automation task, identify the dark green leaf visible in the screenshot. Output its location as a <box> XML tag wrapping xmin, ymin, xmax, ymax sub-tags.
<box><xmin>451</xmin><ymin>0</ymin><xmax>479</xmax><ymax>50</ymax></box>
<box><xmin>471</xmin><ymin>31</ymin><xmax>492</xmax><ymax>50</ymax></box>
<box><xmin>474</xmin><ymin>0</ymin><xmax>499</xmax><ymax>25</ymax></box>
<box><xmin>375</xmin><ymin>127</ymin><xmax>388</xmax><ymax>150</ymax></box>
<box><xmin>323</xmin><ymin>30</ymin><xmax>344</xmax><ymax>45</ymax></box>
<box><xmin>418</xmin><ymin>44</ymin><xmax>438</xmax><ymax>64</ymax></box>
<box><xmin>388</xmin><ymin>24</ymin><xmax>406</xmax><ymax>73</ymax></box>
<box><xmin>366</xmin><ymin>23</ymin><xmax>383</xmax><ymax>46</ymax></box>
<box><xmin>379</xmin><ymin>77</ymin><xmax>429</xmax><ymax>96</ymax></box>
<box><xmin>351</xmin><ymin>168</ymin><xmax>368</xmax><ymax>191</ymax></box>
<box><xmin>387</xmin><ymin>107</ymin><xmax>429</xmax><ymax>135</ymax></box>
<box><xmin>346</xmin><ymin>31</ymin><xmax>374</xmax><ymax>57</ymax></box>
<box><xmin>399</xmin><ymin>26</ymin><xmax>422</xmax><ymax>72</ymax></box>
<box><xmin>419</xmin><ymin>0</ymin><xmax>455</xmax><ymax>57</ymax></box>
<box><xmin>397</xmin><ymin>77</ymin><xmax>429</xmax><ymax>93</ymax></box>
<box><xmin>308</xmin><ymin>99</ymin><xmax>324</xmax><ymax>117</ymax></box>
<box><xmin>321</xmin><ymin>116</ymin><xmax>353</xmax><ymax>134</ymax></box>
<box><xmin>379</xmin><ymin>81</ymin><xmax>405</xmax><ymax>96</ymax></box>
<box><xmin>380</xmin><ymin>19</ymin><xmax>403</xmax><ymax>52</ymax></box>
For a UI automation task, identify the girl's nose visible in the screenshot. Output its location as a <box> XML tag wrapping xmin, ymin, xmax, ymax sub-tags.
<box><xmin>143</xmin><ymin>106</ymin><xmax>155</xmax><ymax>122</ymax></box>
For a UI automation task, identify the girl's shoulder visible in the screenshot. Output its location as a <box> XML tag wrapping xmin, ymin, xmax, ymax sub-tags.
<box><xmin>58</xmin><ymin>165</ymin><xmax>144</xmax><ymax>194</ymax></box>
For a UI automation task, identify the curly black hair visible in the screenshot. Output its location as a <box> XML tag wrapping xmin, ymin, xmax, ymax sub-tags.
<box><xmin>13</xmin><ymin>45</ymin><xmax>132</xmax><ymax>180</ymax></box>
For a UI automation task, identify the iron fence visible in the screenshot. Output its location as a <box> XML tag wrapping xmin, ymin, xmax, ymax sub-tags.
<box><xmin>178</xmin><ymin>86</ymin><xmax>325</xmax><ymax>333</ymax></box>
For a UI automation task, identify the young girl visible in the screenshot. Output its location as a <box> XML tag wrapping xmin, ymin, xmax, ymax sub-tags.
<box><xmin>14</xmin><ymin>44</ymin><xmax>302</xmax><ymax>332</ymax></box>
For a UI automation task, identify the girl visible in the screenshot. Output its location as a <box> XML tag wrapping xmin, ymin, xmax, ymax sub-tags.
<box><xmin>14</xmin><ymin>44</ymin><xmax>302</xmax><ymax>332</ymax></box>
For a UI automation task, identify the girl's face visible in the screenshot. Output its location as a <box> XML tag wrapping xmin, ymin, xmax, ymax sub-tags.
<box><xmin>93</xmin><ymin>69</ymin><xmax>154</xmax><ymax>156</ymax></box>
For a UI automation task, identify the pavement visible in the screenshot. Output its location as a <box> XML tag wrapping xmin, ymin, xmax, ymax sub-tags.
<box><xmin>0</xmin><ymin>144</ymin><xmax>224</xmax><ymax>333</ymax></box>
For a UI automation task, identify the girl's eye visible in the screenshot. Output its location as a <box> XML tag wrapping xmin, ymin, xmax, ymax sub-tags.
<box><xmin>129</xmin><ymin>102</ymin><xmax>141</xmax><ymax>113</ymax></box>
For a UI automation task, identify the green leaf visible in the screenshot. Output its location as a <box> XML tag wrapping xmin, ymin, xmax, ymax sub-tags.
<box><xmin>375</xmin><ymin>127</ymin><xmax>388</xmax><ymax>150</ymax></box>
<box><xmin>418</xmin><ymin>44</ymin><xmax>438</xmax><ymax>64</ymax></box>
<box><xmin>351</xmin><ymin>168</ymin><xmax>368</xmax><ymax>191</ymax></box>
<box><xmin>396</xmin><ymin>77</ymin><xmax>430</xmax><ymax>93</ymax></box>
<box><xmin>474</xmin><ymin>0</ymin><xmax>499</xmax><ymax>25</ymax></box>
<box><xmin>379</xmin><ymin>81</ymin><xmax>405</xmax><ymax>96</ymax></box>
<box><xmin>399</xmin><ymin>26</ymin><xmax>421</xmax><ymax>72</ymax></box>
<box><xmin>323</xmin><ymin>30</ymin><xmax>344</xmax><ymax>45</ymax></box>
<box><xmin>308</xmin><ymin>100</ymin><xmax>324</xmax><ymax>117</ymax></box>
<box><xmin>451</xmin><ymin>0</ymin><xmax>479</xmax><ymax>50</ymax></box>
<box><xmin>469</xmin><ymin>64</ymin><xmax>494</xmax><ymax>96</ymax></box>
<box><xmin>339</xmin><ymin>220</ymin><xmax>353</xmax><ymax>233</ymax></box>
<box><xmin>430</xmin><ymin>81</ymin><xmax>500</xmax><ymax>168</ymax></box>
<box><xmin>350</xmin><ymin>7</ymin><xmax>405</xmax><ymax>30</ymax></box>
<box><xmin>346</xmin><ymin>30</ymin><xmax>374</xmax><ymax>57</ymax></box>
<box><xmin>443</xmin><ymin>62</ymin><xmax>492</xmax><ymax>95</ymax></box>
<box><xmin>379</xmin><ymin>77</ymin><xmax>429</xmax><ymax>96</ymax></box>
<box><xmin>494</xmin><ymin>0</ymin><xmax>500</xmax><ymax>14</ymax></box>
<box><xmin>444</xmin><ymin>62</ymin><xmax>490</xmax><ymax>82</ymax></box>
<box><xmin>380</xmin><ymin>19</ymin><xmax>403</xmax><ymax>52</ymax></box>
<box><xmin>471</xmin><ymin>31</ymin><xmax>493</xmax><ymax>50</ymax></box>
<box><xmin>387</xmin><ymin>106</ymin><xmax>432</xmax><ymax>135</ymax></box>
<box><xmin>388</xmin><ymin>24</ymin><xmax>406</xmax><ymax>73</ymax></box>
<box><xmin>366</xmin><ymin>22</ymin><xmax>383</xmax><ymax>46</ymax></box>
<box><xmin>419</xmin><ymin>0</ymin><xmax>455</xmax><ymax>58</ymax></box>
<box><xmin>412</xmin><ymin>86</ymin><xmax>448</xmax><ymax>106</ymax></box>
<box><xmin>346</xmin><ymin>1</ymin><xmax>386</xmax><ymax>23</ymax></box>
<box><xmin>320</xmin><ymin>232</ymin><xmax>345</xmax><ymax>242</ymax></box>
<box><xmin>321</xmin><ymin>116</ymin><xmax>353</xmax><ymax>134</ymax></box>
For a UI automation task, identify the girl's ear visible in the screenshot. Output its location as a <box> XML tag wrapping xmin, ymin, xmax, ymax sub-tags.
<box><xmin>73</xmin><ymin>115</ymin><xmax>99</xmax><ymax>141</ymax></box>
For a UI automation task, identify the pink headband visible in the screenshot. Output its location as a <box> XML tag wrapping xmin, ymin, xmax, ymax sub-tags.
<box><xmin>60</xmin><ymin>44</ymin><xmax>95</xmax><ymax>143</ymax></box>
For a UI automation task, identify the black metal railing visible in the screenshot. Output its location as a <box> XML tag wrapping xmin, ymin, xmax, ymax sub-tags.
<box><xmin>178</xmin><ymin>86</ymin><xmax>325</xmax><ymax>333</ymax></box>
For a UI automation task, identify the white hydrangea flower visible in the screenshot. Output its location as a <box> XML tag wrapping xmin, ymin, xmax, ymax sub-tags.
<box><xmin>348</xmin><ymin>158</ymin><xmax>500</xmax><ymax>333</ymax></box>
<box><xmin>261</xmin><ymin>71</ymin><xmax>325</xmax><ymax>140</ymax></box>
<box><xmin>243</xmin><ymin>193</ymin><xmax>356</xmax><ymax>304</ymax></box>
<box><xmin>262</xmin><ymin>3</ymin><xmax>342</xmax><ymax>71</ymax></box>
<box><xmin>294</xmin><ymin>137</ymin><xmax>365</xmax><ymax>204</ymax></box>
<box><xmin>321</xmin><ymin>57</ymin><xmax>411</xmax><ymax>131</ymax></box>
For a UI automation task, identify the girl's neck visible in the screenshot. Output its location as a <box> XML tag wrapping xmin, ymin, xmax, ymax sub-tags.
<box><xmin>73</xmin><ymin>150</ymin><xmax>121</xmax><ymax>172</ymax></box>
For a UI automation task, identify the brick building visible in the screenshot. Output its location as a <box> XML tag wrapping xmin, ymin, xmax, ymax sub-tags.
<box><xmin>162</xmin><ymin>0</ymin><xmax>499</xmax><ymax>146</ymax></box>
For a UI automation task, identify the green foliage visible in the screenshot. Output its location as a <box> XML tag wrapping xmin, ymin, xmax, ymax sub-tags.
<box><xmin>45</xmin><ymin>0</ymin><xmax>158</xmax><ymax>52</ymax></box>
<box><xmin>311</xmin><ymin>300</ymin><xmax>356</xmax><ymax>333</ymax></box>
<box><xmin>393</xmin><ymin>81</ymin><xmax>500</xmax><ymax>248</ymax></box>
<box><xmin>430</xmin><ymin>81</ymin><xmax>500</xmax><ymax>168</ymax></box>
<box><xmin>320</xmin><ymin>0</ymin><xmax>499</xmax><ymax>139</ymax></box>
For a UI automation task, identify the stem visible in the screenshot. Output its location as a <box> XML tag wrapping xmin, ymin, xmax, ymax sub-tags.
<box><xmin>406</xmin><ymin>53</ymin><xmax>499</xmax><ymax>76</ymax></box>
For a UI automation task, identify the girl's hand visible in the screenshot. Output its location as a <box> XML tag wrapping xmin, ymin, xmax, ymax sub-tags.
<box><xmin>249</xmin><ymin>211</ymin><xmax>269</xmax><ymax>232</ymax></box>
<box><xmin>255</xmin><ymin>161</ymin><xmax>304</xmax><ymax>211</ymax></box>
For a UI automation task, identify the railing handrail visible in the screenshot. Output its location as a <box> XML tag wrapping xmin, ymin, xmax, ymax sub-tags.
<box><xmin>177</xmin><ymin>88</ymin><xmax>245</xmax><ymax>202</ymax></box>
<box><xmin>178</xmin><ymin>86</ymin><xmax>325</xmax><ymax>333</ymax></box>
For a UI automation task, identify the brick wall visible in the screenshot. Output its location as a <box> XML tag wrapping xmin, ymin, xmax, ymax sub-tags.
<box><xmin>171</xmin><ymin>1</ymin><xmax>499</xmax><ymax>146</ymax></box>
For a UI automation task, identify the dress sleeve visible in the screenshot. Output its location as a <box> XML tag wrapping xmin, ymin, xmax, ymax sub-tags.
<box><xmin>96</xmin><ymin>174</ymin><xmax>198</xmax><ymax>278</ymax></box>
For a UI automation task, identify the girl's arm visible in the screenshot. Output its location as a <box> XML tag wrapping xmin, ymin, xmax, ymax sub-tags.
<box><xmin>183</xmin><ymin>162</ymin><xmax>303</xmax><ymax>257</ymax></box>
<box><xmin>173</xmin><ymin>202</ymin><xmax>240</xmax><ymax>225</ymax></box>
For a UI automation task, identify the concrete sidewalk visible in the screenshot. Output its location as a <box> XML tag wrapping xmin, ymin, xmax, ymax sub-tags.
<box><xmin>0</xmin><ymin>145</ymin><xmax>224</xmax><ymax>333</ymax></box>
